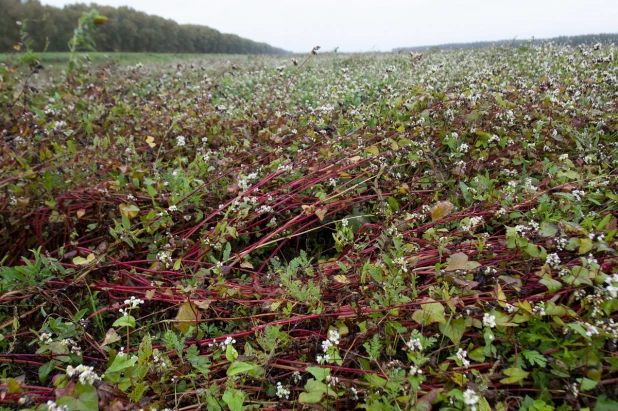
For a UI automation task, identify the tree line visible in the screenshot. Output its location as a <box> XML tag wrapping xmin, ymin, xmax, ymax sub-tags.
<box><xmin>0</xmin><ymin>0</ymin><xmax>289</xmax><ymax>54</ymax></box>
<box><xmin>394</xmin><ymin>33</ymin><xmax>618</xmax><ymax>52</ymax></box>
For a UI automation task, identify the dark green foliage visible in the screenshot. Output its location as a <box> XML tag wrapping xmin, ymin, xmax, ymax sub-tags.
<box><xmin>0</xmin><ymin>0</ymin><xmax>288</xmax><ymax>54</ymax></box>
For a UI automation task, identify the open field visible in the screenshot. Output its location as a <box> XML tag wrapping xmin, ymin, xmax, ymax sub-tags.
<box><xmin>1</xmin><ymin>45</ymin><xmax>617</xmax><ymax>410</ymax></box>
<box><xmin>0</xmin><ymin>52</ymin><xmax>233</xmax><ymax>69</ymax></box>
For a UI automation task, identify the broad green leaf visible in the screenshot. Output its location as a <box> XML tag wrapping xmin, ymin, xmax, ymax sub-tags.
<box><xmin>106</xmin><ymin>353</ymin><xmax>138</xmax><ymax>373</ymax></box>
<box><xmin>539</xmin><ymin>277</ymin><xmax>561</xmax><ymax>294</ymax></box>
<box><xmin>577</xmin><ymin>377</ymin><xmax>597</xmax><ymax>391</ymax></box>
<box><xmin>222</xmin><ymin>388</ymin><xmax>245</xmax><ymax>411</ymax></box>
<box><xmin>299</xmin><ymin>378</ymin><xmax>331</xmax><ymax>404</ymax></box>
<box><xmin>412</xmin><ymin>299</ymin><xmax>446</xmax><ymax>326</ymax></box>
<box><xmin>227</xmin><ymin>361</ymin><xmax>254</xmax><ymax>376</ymax></box>
<box><xmin>366</xmin><ymin>145</ymin><xmax>380</xmax><ymax>156</ymax></box>
<box><xmin>57</xmin><ymin>382</ymin><xmax>99</xmax><ymax>411</ymax></box>
<box><xmin>500</xmin><ymin>367</ymin><xmax>529</xmax><ymax>384</ymax></box>
<box><xmin>72</xmin><ymin>253</ymin><xmax>95</xmax><ymax>265</ymax></box>
<box><xmin>138</xmin><ymin>334</ymin><xmax>152</xmax><ymax>364</ymax></box>
<box><xmin>39</xmin><ymin>360</ymin><xmax>56</xmax><ymax>383</ymax></box>
<box><xmin>438</xmin><ymin>318</ymin><xmax>467</xmax><ymax>344</ymax></box>
<box><xmin>306</xmin><ymin>366</ymin><xmax>330</xmax><ymax>382</ymax></box>
<box><xmin>112</xmin><ymin>315</ymin><xmax>136</xmax><ymax>328</ymax></box>
<box><xmin>539</xmin><ymin>222</ymin><xmax>558</xmax><ymax>237</ymax></box>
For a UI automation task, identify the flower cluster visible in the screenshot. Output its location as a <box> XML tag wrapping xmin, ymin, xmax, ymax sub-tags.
<box><xmin>456</xmin><ymin>348</ymin><xmax>470</xmax><ymax>368</ymax></box>
<box><xmin>66</xmin><ymin>364</ymin><xmax>101</xmax><ymax>385</ymax></box>
<box><xmin>406</xmin><ymin>337</ymin><xmax>423</xmax><ymax>352</ymax></box>
<box><xmin>275</xmin><ymin>381</ymin><xmax>290</xmax><ymax>399</ymax></box>
<box><xmin>483</xmin><ymin>313</ymin><xmax>496</xmax><ymax>328</ymax></box>
<box><xmin>463</xmin><ymin>389</ymin><xmax>480</xmax><ymax>411</ymax></box>
<box><xmin>317</xmin><ymin>328</ymin><xmax>340</xmax><ymax>364</ymax></box>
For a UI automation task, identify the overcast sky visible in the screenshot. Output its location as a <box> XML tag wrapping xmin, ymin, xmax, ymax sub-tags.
<box><xmin>40</xmin><ymin>0</ymin><xmax>618</xmax><ymax>53</ymax></box>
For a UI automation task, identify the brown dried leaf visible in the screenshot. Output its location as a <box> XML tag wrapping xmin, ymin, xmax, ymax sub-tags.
<box><xmin>240</xmin><ymin>261</ymin><xmax>254</xmax><ymax>269</ymax></box>
<box><xmin>430</xmin><ymin>201</ymin><xmax>454</xmax><ymax>221</ymax></box>
<box><xmin>76</xmin><ymin>208</ymin><xmax>86</xmax><ymax>219</ymax></box>
<box><xmin>101</xmin><ymin>328</ymin><xmax>121</xmax><ymax>347</ymax></box>
<box><xmin>302</xmin><ymin>204</ymin><xmax>315</xmax><ymax>215</ymax></box>
<box><xmin>445</xmin><ymin>252</ymin><xmax>481</xmax><ymax>272</ymax></box>
<box><xmin>315</xmin><ymin>207</ymin><xmax>328</xmax><ymax>221</ymax></box>
<box><xmin>174</xmin><ymin>302</ymin><xmax>201</xmax><ymax>334</ymax></box>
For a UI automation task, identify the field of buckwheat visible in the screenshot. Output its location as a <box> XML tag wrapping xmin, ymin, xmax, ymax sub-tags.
<box><xmin>1</xmin><ymin>43</ymin><xmax>618</xmax><ymax>410</ymax></box>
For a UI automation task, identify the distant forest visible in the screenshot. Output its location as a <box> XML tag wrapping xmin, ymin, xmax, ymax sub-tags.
<box><xmin>394</xmin><ymin>33</ymin><xmax>618</xmax><ymax>52</ymax></box>
<box><xmin>0</xmin><ymin>0</ymin><xmax>289</xmax><ymax>54</ymax></box>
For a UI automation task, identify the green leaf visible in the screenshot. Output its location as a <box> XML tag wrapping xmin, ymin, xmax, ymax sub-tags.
<box><xmin>128</xmin><ymin>382</ymin><xmax>147</xmax><ymax>403</ymax></box>
<box><xmin>438</xmin><ymin>318</ymin><xmax>467</xmax><ymax>344</ymax></box>
<box><xmin>579</xmin><ymin>238</ymin><xmax>594</xmax><ymax>254</ymax></box>
<box><xmin>57</xmin><ymin>382</ymin><xmax>99</xmax><ymax>411</ymax></box>
<box><xmin>225</xmin><ymin>343</ymin><xmax>238</xmax><ymax>362</ymax></box>
<box><xmin>500</xmin><ymin>367</ymin><xmax>529</xmax><ymax>384</ymax></box>
<box><xmin>522</xmin><ymin>350</ymin><xmax>547</xmax><ymax>368</ymax></box>
<box><xmin>386</xmin><ymin>196</ymin><xmax>400</xmax><ymax>211</ymax></box>
<box><xmin>138</xmin><ymin>334</ymin><xmax>152</xmax><ymax>364</ymax></box>
<box><xmin>539</xmin><ymin>277</ymin><xmax>562</xmax><ymax>294</ymax></box>
<box><xmin>594</xmin><ymin>394</ymin><xmax>618</xmax><ymax>410</ymax></box>
<box><xmin>539</xmin><ymin>222</ymin><xmax>558</xmax><ymax>237</ymax></box>
<box><xmin>412</xmin><ymin>299</ymin><xmax>446</xmax><ymax>326</ymax></box>
<box><xmin>39</xmin><ymin>360</ymin><xmax>56</xmax><ymax>383</ymax></box>
<box><xmin>222</xmin><ymin>388</ymin><xmax>245</xmax><ymax>411</ymax></box>
<box><xmin>72</xmin><ymin>253</ymin><xmax>95</xmax><ymax>266</ymax></box>
<box><xmin>223</xmin><ymin>242</ymin><xmax>232</xmax><ymax>260</ymax></box>
<box><xmin>306</xmin><ymin>366</ymin><xmax>330</xmax><ymax>382</ymax></box>
<box><xmin>299</xmin><ymin>390</ymin><xmax>325</xmax><ymax>404</ymax></box>
<box><xmin>112</xmin><ymin>315</ymin><xmax>135</xmax><ymax>328</ymax></box>
<box><xmin>226</xmin><ymin>361</ymin><xmax>254</xmax><ymax>376</ymax></box>
<box><xmin>577</xmin><ymin>377</ymin><xmax>597</xmax><ymax>391</ymax></box>
<box><xmin>106</xmin><ymin>353</ymin><xmax>138</xmax><ymax>373</ymax></box>
<box><xmin>597</xmin><ymin>214</ymin><xmax>612</xmax><ymax>231</ymax></box>
<box><xmin>299</xmin><ymin>378</ymin><xmax>332</xmax><ymax>403</ymax></box>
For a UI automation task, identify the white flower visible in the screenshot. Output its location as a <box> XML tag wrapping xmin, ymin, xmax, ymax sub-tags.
<box><xmin>463</xmin><ymin>389</ymin><xmax>480</xmax><ymax>411</ymax></box>
<box><xmin>326</xmin><ymin>375</ymin><xmax>339</xmax><ymax>387</ymax></box>
<box><xmin>220</xmin><ymin>336</ymin><xmax>236</xmax><ymax>348</ymax></box>
<box><xmin>316</xmin><ymin>353</ymin><xmax>330</xmax><ymax>364</ymax></box>
<box><xmin>483</xmin><ymin>313</ymin><xmax>496</xmax><ymax>328</ymax></box>
<box><xmin>585</xmin><ymin>323</ymin><xmax>600</xmax><ymax>337</ymax></box>
<box><xmin>456</xmin><ymin>348</ymin><xmax>470</xmax><ymax>367</ymax></box>
<box><xmin>276</xmin><ymin>381</ymin><xmax>290</xmax><ymax>399</ymax></box>
<box><xmin>176</xmin><ymin>135</ymin><xmax>186</xmax><ymax>147</ymax></box>
<box><xmin>546</xmin><ymin>253</ymin><xmax>561</xmax><ymax>268</ymax></box>
<box><xmin>124</xmin><ymin>296</ymin><xmax>145</xmax><ymax>308</ymax></box>
<box><xmin>66</xmin><ymin>364</ymin><xmax>101</xmax><ymax>385</ymax></box>
<box><xmin>327</xmin><ymin>329</ymin><xmax>340</xmax><ymax>345</ymax></box>
<box><xmin>39</xmin><ymin>332</ymin><xmax>53</xmax><ymax>344</ymax></box>
<box><xmin>406</xmin><ymin>338</ymin><xmax>423</xmax><ymax>352</ymax></box>
<box><xmin>47</xmin><ymin>400</ymin><xmax>68</xmax><ymax>411</ymax></box>
<box><xmin>409</xmin><ymin>365</ymin><xmax>423</xmax><ymax>376</ymax></box>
